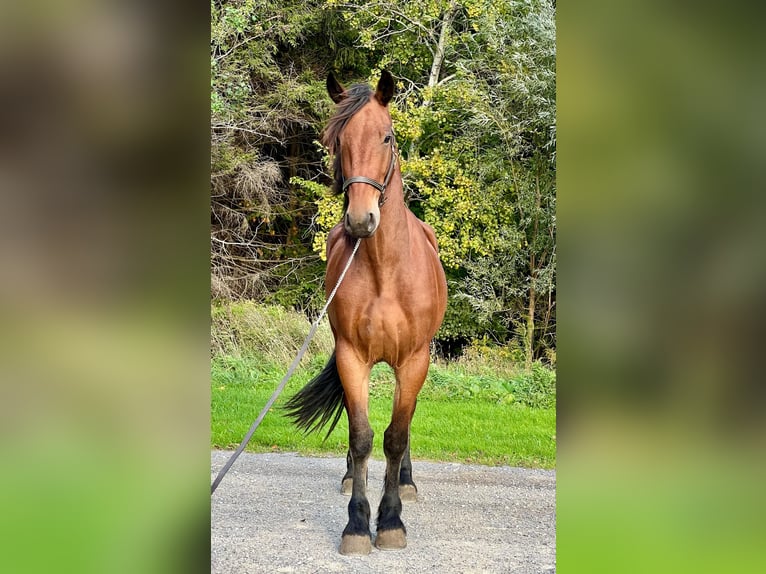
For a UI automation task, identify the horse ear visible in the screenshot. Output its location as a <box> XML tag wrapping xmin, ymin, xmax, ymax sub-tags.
<box><xmin>375</xmin><ymin>70</ymin><xmax>395</xmax><ymax>106</ymax></box>
<box><xmin>327</xmin><ymin>72</ymin><xmax>346</xmax><ymax>103</ymax></box>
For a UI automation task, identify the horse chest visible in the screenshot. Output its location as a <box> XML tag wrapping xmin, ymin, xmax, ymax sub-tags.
<box><xmin>352</xmin><ymin>299</ymin><xmax>416</xmax><ymax>363</ymax></box>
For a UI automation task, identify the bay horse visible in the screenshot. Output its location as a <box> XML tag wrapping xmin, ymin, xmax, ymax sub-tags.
<box><xmin>285</xmin><ymin>70</ymin><xmax>447</xmax><ymax>555</ymax></box>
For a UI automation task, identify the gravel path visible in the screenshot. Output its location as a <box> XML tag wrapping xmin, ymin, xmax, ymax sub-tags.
<box><xmin>211</xmin><ymin>451</ymin><xmax>555</xmax><ymax>573</ymax></box>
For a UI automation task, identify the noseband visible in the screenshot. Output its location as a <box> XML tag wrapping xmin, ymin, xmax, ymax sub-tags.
<box><xmin>341</xmin><ymin>136</ymin><xmax>398</xmax><ymax>207</ymax></box>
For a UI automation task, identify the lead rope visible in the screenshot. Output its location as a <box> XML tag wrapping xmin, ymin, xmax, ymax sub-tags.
<box><xmin>211</xmin><ymin>238</ymin><xmax>362</xmax><ymax>495</ymax></box>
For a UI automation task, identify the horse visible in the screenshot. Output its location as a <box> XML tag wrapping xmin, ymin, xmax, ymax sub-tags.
<box><xmin>284</xmin><ymin>70</ymin><xmax>448</xmax><ymax>555</ymax></box>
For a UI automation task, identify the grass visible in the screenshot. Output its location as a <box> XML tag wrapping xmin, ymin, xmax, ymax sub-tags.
<box><xmin>211</xmin><ymin>353</ymin><xmax>556</xmax><ymax>469</ymax></box>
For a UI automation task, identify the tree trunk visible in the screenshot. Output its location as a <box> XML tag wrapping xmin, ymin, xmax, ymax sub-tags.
<box><xmin>409</xmin><ymin>2</ymin><xmax>459</xmax><ymax>157</ymax></box>
<box><xmin>526</xmin><ymin>275</ymin><xmax>536</xmax><ymax>371</ymax></box>
<box><xmin>525</xmin><ymin>172</ymin><xmax>542</xmax><ymax>370</ymax></box>
<box><xmin>426</xmin><ymin>2</ymin><xmax>459</xmax><ymax>97</ymax></box>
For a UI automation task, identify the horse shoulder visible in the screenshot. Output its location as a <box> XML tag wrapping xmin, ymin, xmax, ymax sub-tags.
<box><xmin>415</xmin><ymin>218</ymin><xmax>440</xmax><ymax>254</ymax></box>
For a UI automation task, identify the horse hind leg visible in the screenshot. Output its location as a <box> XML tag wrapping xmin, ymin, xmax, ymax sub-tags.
<box><xmin>398</xmin><ymin>439</ymin><xmax>418</xmax><ymax>502</ymax></box>
<box><xmin>398</xmin><ymin>398</ymin><xmax>420</xmax><ymax>502</ymax></box>
<box><xmin>341</xmin><ymin>448</ymin><xmax>368</xmax><ymax>495</ymax></box>
<box><xmin>341</xmin><ymin>450</ymin><xmax>353</xmax><ymax>495</ymax></box>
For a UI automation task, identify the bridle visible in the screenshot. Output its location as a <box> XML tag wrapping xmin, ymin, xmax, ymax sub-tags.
<box><xmin>340</xmin><ymin>132</ymin><xmax>398</xmax><ymax>207</ymax></box>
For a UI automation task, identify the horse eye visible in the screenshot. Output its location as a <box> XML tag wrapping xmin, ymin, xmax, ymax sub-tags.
<box><xmin>383</xmin><ymin>135</ymin><xmax>391</xmax><ymax>144</ymax></box>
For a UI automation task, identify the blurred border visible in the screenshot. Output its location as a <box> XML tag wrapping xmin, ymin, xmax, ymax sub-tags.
<box><xmin>559</xmin><ymin>1</ymin><xmax>766</xmax><ymax>572</ymax></box>
<box><xmin>0</xmin><ymin>1</ymin><xmax>210</xmax><ymax>572</ymax></box>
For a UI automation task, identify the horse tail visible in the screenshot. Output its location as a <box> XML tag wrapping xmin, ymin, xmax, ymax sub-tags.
<box><xmin>283</xmin><ymin>351</ymin><xmax>345</xmax><ymax>440</ymax></box>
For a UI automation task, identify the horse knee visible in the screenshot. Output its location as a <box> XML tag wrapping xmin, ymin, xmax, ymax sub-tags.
<box><xmin>349</xmin><ymin>423</ymin><xmax>373</xmax><ymax>460</ymax></box>
<box><xmin>383</xmin><ymin>425</ymin><xmax>408</xmax><ymax>460</ymax></box>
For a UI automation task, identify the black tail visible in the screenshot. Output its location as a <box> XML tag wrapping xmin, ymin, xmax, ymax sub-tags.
<box><xmin>283</xmin><ymin>352</ymin><xmax>345</xmax><ymax>440</ymax></box>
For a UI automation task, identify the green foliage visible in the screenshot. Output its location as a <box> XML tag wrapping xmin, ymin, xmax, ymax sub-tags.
<box><xmin>433</xmin><ymin>338</ymin><xmax>556</xmax><ymax>408</ymax></box>
<box><xmin>436</xmin><ymin>291</ymin><xmax>507</xmax><ymax>344</ymax></box>
<box><xmin>291</xmin><ymin>175</ymin><xmax>344</xmax><ymax>259</ymax></box>
<box><xmin>426</xmin><ymin>369</ymin><xmax>514</xmax><ymax>402</ymax></box>
<box><xmin>404</xmin><ymin>147</ymin><xmax>514</xmax><ymax>268</ymax></box>
<box><xmin>452</xmin><ymin>337</ymin><xmax>526</xmax><ymax>376</ymax></box>
<box><xmin>261</xmin><ymin>258</ymin><xmax>327</xmax><ymax>314</ymax></box>
<box><xmin>510</xmin><ymin>362</ymin><xmax>556</xmax><ymax>409</ymax></box>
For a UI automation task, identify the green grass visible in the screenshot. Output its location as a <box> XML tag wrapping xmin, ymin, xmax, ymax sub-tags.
<box><xmin>211</xmin><ymin>353</ymin><xmax>556</xmax><ymax>469</ymax></box>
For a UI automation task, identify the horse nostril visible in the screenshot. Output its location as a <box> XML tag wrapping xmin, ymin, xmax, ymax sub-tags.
<box><xmin>367</xmin><ymin>213</ymin><xmax>376</xmax><ymax>231</ymax></box>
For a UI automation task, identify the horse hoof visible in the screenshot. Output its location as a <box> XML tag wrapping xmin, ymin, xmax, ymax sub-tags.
<box><xmin>340</xmin><ymin>534</ymin><xmax>372</xmax><ymax>555</ymax></box>
<box><xmin>375</xmin><ymin>529</ymin><xmax>407</xmax><ymax>550</ymax></box>
<box><xmin>341</xmin><ymin>477</ymin><xmax>353</xmax><ymax>496</ymax></box>
<box><xmin>399</xmin><ymin>484</ymin><xmax>417</xmax><ymax>502</ymax></box>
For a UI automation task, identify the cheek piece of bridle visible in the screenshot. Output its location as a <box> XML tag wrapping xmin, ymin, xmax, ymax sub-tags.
<box><xmin>340</xmin><ymin>134</ymin><xmax>398</xmax><ymax>207</ymax></box>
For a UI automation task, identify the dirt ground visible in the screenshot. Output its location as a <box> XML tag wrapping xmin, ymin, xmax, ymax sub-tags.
<box><xmin>211</xmin><ymin>451</ymin><xmax>556</xmax><ymax>573</ymax></box>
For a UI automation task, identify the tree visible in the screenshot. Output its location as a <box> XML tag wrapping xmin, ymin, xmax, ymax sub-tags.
<box><xmin>455</xmin><ymin>0</ymin><xmax>556</xmax><ymax>363</ymax></box>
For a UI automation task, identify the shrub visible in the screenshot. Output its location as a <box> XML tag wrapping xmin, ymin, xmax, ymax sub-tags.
<box><xmin>509</xmin><ymin>362</ymin><xmax>556</xmax><ymax>409</ymax></box>
<box><xmin>429</xmin><ymin>340</ymin><xmax>556</xmax><ymax>408</ymax></box>
<box><xmin>211</xmin><ymin>301</ymin><xmax>334</xmax><ymax>365</ymax></box>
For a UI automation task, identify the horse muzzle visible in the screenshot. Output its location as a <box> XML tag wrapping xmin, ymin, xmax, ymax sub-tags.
<box><xmin>344</xmin><ymin>210</ymin><xmax>379</xmax><ymax>238</ymax></box>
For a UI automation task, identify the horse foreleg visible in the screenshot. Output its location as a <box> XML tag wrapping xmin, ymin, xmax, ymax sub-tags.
<box><xmin>336</xmin><ymin>346</ymin><xmax>374</xmax><ymax>555</ymax></box>
<box><xmin>376</xmin><ymin>350</ymin><xmax>429</xmax><ymax>550</ymax></box>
